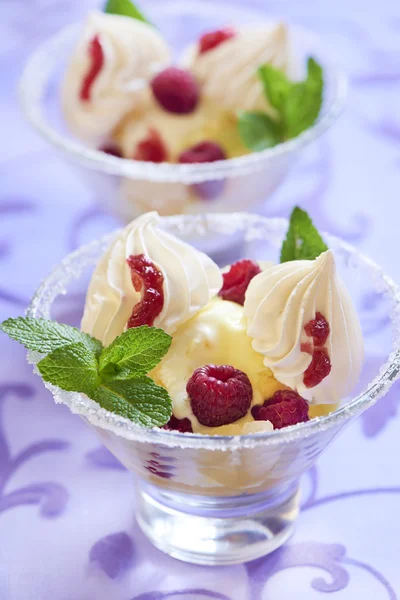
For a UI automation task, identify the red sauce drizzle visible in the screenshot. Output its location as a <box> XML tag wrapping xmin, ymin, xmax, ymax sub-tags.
<box><xmin>300</xmin><ymin>342</ymin><xmax>313</xmax><ymax>355</ymax></box>
<box><xmin>304</xmin><ymin>311</ymin><xmax>330</xmax><ymax>346</ymax></box>
<box><xmin>302</xmin><ymin>312</ymin><xmax>332</xmax><ymax>387</ymax></box>
<box><xmin>303</xmin><ymin>349</ymin><xmax>332</xmax><ymax>388</ymax></box>
<box><xmin>126</xmin><ymin>254</ymin><xmax>164</xmax><ymax>328</ymax></box>
<box><xmin>80</xmin><ymin>35</ymin><xmax>104</xmax><ymax>102</ymax></box>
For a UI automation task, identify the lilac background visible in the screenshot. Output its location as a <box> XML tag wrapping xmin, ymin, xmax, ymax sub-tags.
<box><xmin>1</xmin><ymin>0</ymin><xmax>400</xmax><ymax>598</ymax></box>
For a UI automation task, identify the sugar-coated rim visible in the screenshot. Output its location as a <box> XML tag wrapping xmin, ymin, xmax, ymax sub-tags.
<box><xmin>26</xmin><ymin>213</ymin><xmax>400</xmax><ymax>450</ymax></box>
<box><xmin>19</xmin><ymin>22</ymin><xmax>348</xmax><ymax>184</ymax></box>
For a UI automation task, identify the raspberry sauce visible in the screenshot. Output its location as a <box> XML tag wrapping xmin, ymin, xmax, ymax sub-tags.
<box><xmin>80</xmin><ymin>35</ymin><xmax>104</xmax><ymax>102</ymax></box>
<box><xmin>302</xmin><ymin>312</ymin><xmax>331</xmax><ymax>387</ymax></box>
<box><xmin>300</xmin><ymin>342</ymin><xmax>313</xmax><ymax>355</ymax></box>
<box><xmin>126</xmin><ymin>254</ymin><xmax>164</xmax><ymax>328</ymax></box>
<box><xmin>303</xmin><ymin>349</ymin><xmax>332</xmax><ymax>388</ymax></box>
<box><xmin>304</xmin><ymin>312</ymin><xmax>330</xmax><ymax>346</ymax></box>
<box><xmin>199</xmin><ymin>28</ymin><xmax>236</xmax><ymax>54</ymax></box>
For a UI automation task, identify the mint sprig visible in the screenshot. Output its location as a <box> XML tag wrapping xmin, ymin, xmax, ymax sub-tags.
<box><xmin>38</xmin><ymin>343</ymin><xmax>101</xmax><ymax>394</ymax></box>
<box><xmin>280</xmin><ymin>206</ymin><xmax>328</xmax><ymax>263</ymax></box>
<box><xmin>1</xmin><ymin>319</ymin><xmax>172</xmax><ymax>428</ymax></box>
<box><xmin>283</xmin><ymin>58</ymin><xmax>323</xmax><ymax>139</ymax></box>
<box><xmin>93</xmin><ymin>377</ymin><xmax>172</xmax><ymax>428</ymax></box>
<box><xmin>0</xmin><ymin>317</ymin><xmax>102</xmax><ymax>356</ymax></box>
<box><xmin>238</xmin><ymin>57</ymin><xmax>324</xmax><ymax>151</ymax></box>
<box><xmin>258</xmin><ymin>64</ymin><xmax>291</xmax><ymax>113</ymax></box>
<box><xmin>237</xmin><ymin>111</ymin><xmax>281</xmax><ymax>152</ymax></box>
<box><xmin>99</xmin><ymin>326</ymin><xmax>171</xmax><ymax>382</ymax></box>
<box><xmin>104</xmin><ymin>0</ymin><xmax>149</xmax><ymax>24</ymax></box>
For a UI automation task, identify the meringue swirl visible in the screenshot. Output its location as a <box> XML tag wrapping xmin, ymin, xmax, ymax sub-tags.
<box><xmin>244</xmin><ymin>250</ymin><xmax>364</xmax><ymax>404</ymax></box>
<box><xmin>182</xmin><ymin>22</ymin><xmax>301</xmax><ymax>115</ymax></box>
<box><xmin>62</xmin><ymin>12</ymin><xmax>170</xmax><ymax>143</ymax></box>
<box><xmin>81</xmin><ymin>212</ymin><xmax>223</xmax><ymax>345</ymax></box>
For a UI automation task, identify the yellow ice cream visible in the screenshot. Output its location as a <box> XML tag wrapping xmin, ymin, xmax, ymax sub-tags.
<box><xmin>113</xmin><ymin>97</ymin><xmax>249</xmax><ymax>161</ymax></box>
<box><xmin>150</xmin><ymin>297</ymin><xmax>286</xmax><ymax>434</ymax></box>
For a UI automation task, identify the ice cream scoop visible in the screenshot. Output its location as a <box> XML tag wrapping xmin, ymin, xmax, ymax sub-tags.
<box><xmin>151</xmin><ymin>297</ymin><xmax>286</xmax><ymax>434</ymax></box>
<box><xmin>113</xmin><ymin>96</ymin><xmax>248</xmax><ymax>161</ymax></box>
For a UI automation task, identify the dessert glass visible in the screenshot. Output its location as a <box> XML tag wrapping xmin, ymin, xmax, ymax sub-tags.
<box><xmin>26</xmin><ymin>214</ymin><xmax>400</xmax><ymax>566</ymax></box>
<box><xmin>19</xmin><ymin>1</ymin><xmax>347</xmax><ymax>220</ymax></box>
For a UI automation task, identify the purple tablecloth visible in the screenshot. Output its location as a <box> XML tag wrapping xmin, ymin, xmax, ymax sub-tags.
<box><xmin>1</xmin><ymin>0</ymin><xmax>400</xmax><ymax>598</ymax></box>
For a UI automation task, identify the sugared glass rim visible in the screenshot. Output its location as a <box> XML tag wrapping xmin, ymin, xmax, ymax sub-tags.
<box><xmin>26</xmin><ymin>213</ymin><xmax>400</xmax><ymax>450</ymax></box>
<box><xmin>19</xmin><ymin>23</ymin><xmax>348</xmax><ymax>184</ymax></box>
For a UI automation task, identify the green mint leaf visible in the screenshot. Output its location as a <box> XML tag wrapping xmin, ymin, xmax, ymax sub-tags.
<box><xmin>38</xmin><ymin>343</ymin><xmax>101</xmax><ymax>395</ymax></box>
<box><xmin>283</xmin><ymin>57</ymin><xmax>324</xmax><ymax>139</ymax></box>
<box><xmin>238</xmin><ymin>111</ymin><xmax>281</xmax><ymax>151</ymax></box>
<box><xmin>92</xmin><ymin>376</ymin><xmax>172</xmax><ymax>427</ymax></box>
<box><xmin>0</xmin><ymin>317</ymin><xmax>102</xmax><ymax>356</ymax></box>
<box><xmin>258</xmin><ymin>64</ymin><xmax>291</xmax><ymax>112</ymax></box>
<box><xmin>99</xmin><ymin>326</ymin><xmax>172</xmax><ymax>382</ymax></box>
<box><xmin>104</xmin><ymin>0</ymin><xmax>149</xmax><ymax>23</ymax></box>
<box><xmin>280</xmin><ymin>206</ymin><xmax>328</xmax><ymax>263</ymax></box>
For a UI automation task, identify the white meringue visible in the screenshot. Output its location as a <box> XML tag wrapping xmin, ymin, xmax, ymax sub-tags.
<box><xmin>62</xmin><ymin>12</ymin><xmax>170</xmax><ymax>143</ymax></box>
<box><xmin>182</xmin><ymin>22</ymin><xmax>301</xmax><ymax>116</ymax></box>
<box><xmin>81</xmin><ymin>212</ymin><xmax>222</xmax><ymax>345</ymax></box>
<box><xmin>244</xmin><ymin>250</ymin><xmax>364</xmax><ymax>404</ymax></box>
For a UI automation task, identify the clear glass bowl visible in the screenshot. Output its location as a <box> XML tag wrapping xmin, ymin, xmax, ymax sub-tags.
<box><xmin>19</xmin><ymin>1</ymin><xmax>347</xmax><ymax>220</ymax></box>
<box><xmin>26</xmin><ymin>213</ymin><xmax>400</xmax><ymax>566</ymax></box>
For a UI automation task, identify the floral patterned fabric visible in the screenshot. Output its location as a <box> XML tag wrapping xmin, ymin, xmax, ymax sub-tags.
<box><xmin>0</xmin><ymin>0</ymin><xmax>400</xmax><ymax>598</ymax></box>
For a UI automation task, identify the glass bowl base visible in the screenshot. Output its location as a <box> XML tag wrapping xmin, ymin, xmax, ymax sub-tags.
<box><xmin>135</xmin><ymin>480</ymin><xmax>300</xmax><ymax>565</ymax></box>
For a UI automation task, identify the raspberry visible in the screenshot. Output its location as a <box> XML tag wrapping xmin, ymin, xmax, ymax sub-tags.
<box><xmin>80</xmin><ymin>35</ymin><xmax>104</xmax><ymax>101</ymax></box>
<box><xmin>218</xmin><ymin>259</ymin><xmax>261</xmax><ymax>305</ymax></box>
<box><xmin>252</xmin><ymin>390</ymin><xmax>309</xmax><ymax>429</ymax></box>
<box><xmin>133</xmin><ymin>128</ymin><xmax>168</xmax><ymax>163</ymax></box>
<box><xmin>187</xmin><ymin>364</ymin><xmax>252</xmax><ymax>427</ymax></box>
<box><xmin>163</xmin><ymin>415</ymin><xmax>193</xmax><ymax>433</ymax></box>
<box><xmin>304</xmin><ymin>312</ymin><xmax>330</xmax><ymax>346</ymax></box>
<box><xmin>179</xmin><ymin>141</ymin><xmax>226</xmax><ymax>164</ymax></box>
<box><xmin>99</xmin><ymin>143</ymin><xmax>123</xmax><ymax>158</ymax></box>
<box><xmin>199</xmin><ymin>27</ymin><xmax>236</xmax><ymax>54</ymax></box>
<box><xmin>151</xmin><ymin>67</ymin><xmax>199</xmax><ymax>114</ymax></box>
<box><xmin>126</xmin><ymin>254</ymin><xmax>164</xmax><ymax>328</ymax></box>
<box><xmin>303</xmin><ymin>349</ymin><xmax>332</xmax><ymax>388</ymax></box>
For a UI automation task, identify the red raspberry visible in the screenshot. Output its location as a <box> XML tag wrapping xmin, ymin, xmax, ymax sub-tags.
<box><xmin>252</xmin><ymin>390</ymin><xmax>309</xmax><ymax>429</ymax></box>
<box><xmin>126</xmin><ymin>254</ymin><xmax>164</xmax><ymax>327</ymax></box>
<box><xmin>187</xmin><ymin>364</ymin><xmax>252</xmax><ymax>427</ymax></box>
<box><xmin>163</xmin><ymin>416</ymin><xmax>193</xmax><ymax>433</ymax></box>
<box><xmin>151</xmin><ymin>67</ymin><xmax>199</xmax><ymax>114</ymax></box>
<box><xmin>304</xmin><ymin>312</ymin><xmax>330</xmax><ymax>346</ymax></box>
<box><xmin>80</xmin><ymin>35</ymin><xmax>104</xmax><ymax>101</ymax></box>
<box><xmin>133</xmin><ymin>128</ymin><xmax>168</xmax><ymax>163</ymax></box>
<box><xmin>179</xmin><ymin>141</ymin><xmax>226</xmax><ymax>164</ymax></box>
<box><xmin>99</xmin><ymin>143</ymin><xmax>123</xmax><ymax>158</ymax></box>
<box><xmin>199</xmin><ymin>27</ymin><xmax>236</xmax><ymax>54</ymax></box>
<box><xmin>218</xmin><ymin>259</ymin><xmax>261</xmax><ymax>305</ymax></box>
<box><xmin>303</xmin><ymin>349</ymin><xmax>331</xmax><ymax>388</ymax></box>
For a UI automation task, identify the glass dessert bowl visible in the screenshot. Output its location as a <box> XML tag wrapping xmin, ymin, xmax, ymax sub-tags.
<box><xmin>23</xmin><ymin>212</ymin><xmax>400</xmax><ymax>566</ymax></box>
<box><xmin>19</xmin><ymin>0</ymin><xmax>347</xmax><ymax>221</ymax></box>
